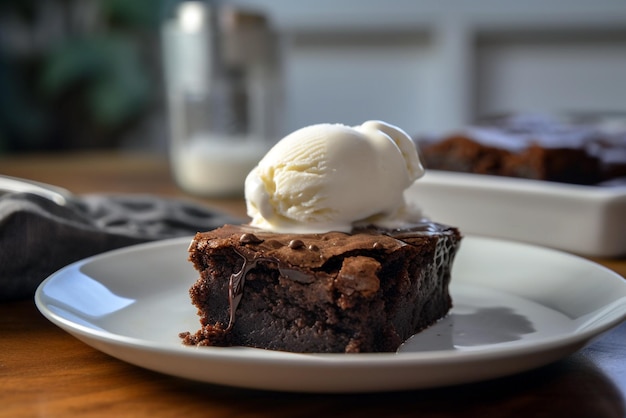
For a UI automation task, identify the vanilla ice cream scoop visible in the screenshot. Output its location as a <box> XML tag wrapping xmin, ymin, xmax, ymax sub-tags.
<box><xmin>244</xmin><ymin>120</ymin><xmax>425</xmax><ymax>233</ymax></box>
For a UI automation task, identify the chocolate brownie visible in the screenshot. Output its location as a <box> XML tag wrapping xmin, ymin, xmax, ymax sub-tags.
<box><xmin>180</xmin><ymin>222</ymin><xmax>462</xmax><ymax>353</ymax></box>
<box><xmin>417</xmin><ymin>114</ymin><xmax>626</xmax><ymax>185</ymax></box>
<box><xmin>420</xmin><ymin>136</ymin><xmax>604</xmax><ymax>184</ymax></box>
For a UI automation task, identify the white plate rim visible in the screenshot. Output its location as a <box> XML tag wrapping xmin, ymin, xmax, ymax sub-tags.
<box><xmin>35</xmin><ymin>236</ymin><xmax>626</xmax><ymax>392</ymax></box>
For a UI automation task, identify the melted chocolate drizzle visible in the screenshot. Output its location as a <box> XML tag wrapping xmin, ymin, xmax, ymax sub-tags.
<box><xmin>226</xmin><ymin>248</ymin><xmax>316</xmax><ymax>332</ymax></box>
<box><xmin>227</xmin><ymin>249</ymin><xmax>255</xmax><ymax>331</ymax></box>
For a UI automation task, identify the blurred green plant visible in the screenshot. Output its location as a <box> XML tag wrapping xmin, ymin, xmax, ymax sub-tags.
<box><xmin>41</xmin><ymin>35</ymin><xmax>150</xmax><ymax>129</ymax></box>
<box><xmin>0</xmin><ymin>0</ymin><xmax>168</xmax><ymax>152</ymax></box>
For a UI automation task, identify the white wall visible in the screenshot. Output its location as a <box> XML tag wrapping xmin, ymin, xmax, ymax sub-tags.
<box><xmin>232</xmin><ymin>0</ymin><xmax>626</xmax><ymax>137</ymax></box>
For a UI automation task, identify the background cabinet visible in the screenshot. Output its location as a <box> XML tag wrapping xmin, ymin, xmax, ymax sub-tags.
<box><xmin>242</xmin><ymin>0</ymin><xmax>626</xmax><ymax>136</ymax></box>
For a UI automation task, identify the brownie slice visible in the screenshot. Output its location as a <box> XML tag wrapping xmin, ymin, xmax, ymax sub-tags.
<box><xmin>418</xmin><ymin>135</ymin><xmax>510</xmax><ymax>176</ymax></box>
<box><xmin>501</xmin><ymin>143</ymin><xmax>602</xmax><ymax>184</ymax></box>
<box><xmin>419</xmin><ymin>135</ymin><xmax>603</xmax><ymax>185</ymax></box>
<box><xmin>180</xmin><ymin>222</ymin><xmax>462</xmax><ymax>353</ymax></box>
<box><xmin>416</xmin><ymin>114</ymin><xmax>614</xmax><ymax>185</ymax></box>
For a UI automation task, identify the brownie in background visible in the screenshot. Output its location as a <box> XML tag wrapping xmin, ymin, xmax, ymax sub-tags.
<box><xmin>417</xmin><ymin>114</ymin><xmax>626</xmax><ymax>186</ymax></box>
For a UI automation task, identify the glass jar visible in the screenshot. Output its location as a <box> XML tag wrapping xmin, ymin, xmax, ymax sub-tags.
<box><xmin>162</xmin><ymin>1</ymin><xmax>282</xmax><ymax>196</ymax></box>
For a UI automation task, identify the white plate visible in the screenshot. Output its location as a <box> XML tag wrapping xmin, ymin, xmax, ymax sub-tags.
<box><xmin>35</xmin><ymin>236</ymin><xmax>626</xmax><ymax>393</ymax></box>
<box><xmin>407</xmin><ymin>170</ymin><xmax>626</xmax><ymax>257</ymax></box>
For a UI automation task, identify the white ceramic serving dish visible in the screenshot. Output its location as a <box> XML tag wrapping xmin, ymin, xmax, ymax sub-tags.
<box><xmin>407</xmin><ymin>171</ymin><xmax>626</xmax><ymax>257</ymax></box>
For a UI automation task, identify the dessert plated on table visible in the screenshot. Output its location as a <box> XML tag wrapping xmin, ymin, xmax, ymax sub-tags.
<box><xmin>181</xmin><ymin>121</ymin><xmax>462</xmax><ymax>353</ymax></box>
<box><xmin>34</xmin><ymin>234</ymin><xmax>626</xmax><ymax>392</ymax></box>
<box><xmin>34</xmin><ymin>119</ymin><xmax>626</xmax><ymax>392</ymax></box>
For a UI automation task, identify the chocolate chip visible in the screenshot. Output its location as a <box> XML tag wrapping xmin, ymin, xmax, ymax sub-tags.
<box><xmin>266</xmin><ymin>239</ymin><xmax>283</xmax><ymax>248</ymax></box>
<box><xmin>240</xmin><ymin>233</ymin><xmax>263</xmax><ymax>245</ymax></box>
<box><xmin>308</xmin><ymin>244</ymin><xmax>319</xmax><ymax>251</ymax></box>
<box><xmin>288</xmin><ymin>239</ymin><xmax>305</xmax><ymax>249</ymax></box>
<box><xmin>372</xmin><ymin>242</ymin><xmax>384</xmax><ymax>250</ymax></box>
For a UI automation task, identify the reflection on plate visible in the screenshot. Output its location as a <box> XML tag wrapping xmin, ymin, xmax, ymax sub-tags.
<box><xmin>407</xmin><ymin>170</ymin><xmax>626</xmax><ymax>257</ymax></box>
<box><xmin>35</xmin><ymin>236</ymin><xmax>626</xmax><ymax>393</ymax></box>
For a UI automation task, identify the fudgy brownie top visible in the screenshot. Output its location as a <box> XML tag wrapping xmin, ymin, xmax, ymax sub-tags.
<box><xmin>190</xmin><ymin>221</ymin><xmax>459</xmax><ymax>270</ymax></box>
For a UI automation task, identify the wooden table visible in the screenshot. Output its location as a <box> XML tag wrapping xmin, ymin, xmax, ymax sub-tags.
<box><xmin>2</xmin><ymin>152</ymin><xmax>625</xmax><ymax>418</ymax></box>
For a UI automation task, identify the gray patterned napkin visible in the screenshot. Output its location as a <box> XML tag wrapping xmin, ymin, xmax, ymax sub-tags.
<box><xmin>0</xmin><ymin>192</ymin><xmax>240</xmax><ymax>301</ymax></box>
